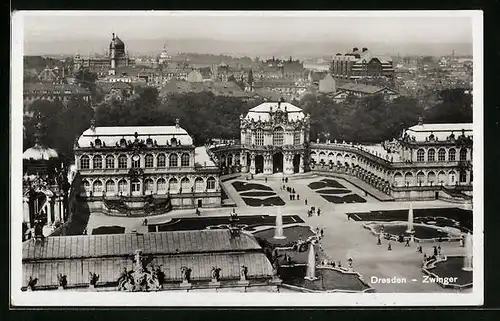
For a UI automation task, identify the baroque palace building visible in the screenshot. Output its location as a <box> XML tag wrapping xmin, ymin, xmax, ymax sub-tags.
<box><xmin>210</xmin><ymin>101</ymin><xmax>473</xmax><ymax>202</ymax></box>
<box><xmin>74</xmin><ymin>120</ymin><xmax>221</xmax><ymax>213</ymax></box>
<box><xmin>237</xmin><ymin>100</ymin><xmax>310</xmax><ymax>176</ymax></box>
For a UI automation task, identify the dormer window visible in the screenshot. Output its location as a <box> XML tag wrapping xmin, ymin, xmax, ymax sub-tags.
<box><xmin>146</xmin><ymin>137</ymin><xmax>153</xmax><ymax>147</ymax></box>
<box><xmin>170</xmin><ymin>137</ymin><xmax>177</xmax><ymax>146</ymax></box>
<box><xmin>119</xmin><ymin>138</ymin><xmax>127</xmax><ymax>147</ymax></box>
<box><xmin>94</xmin><ymin>138</ymin><xmax>102</xmax><ymax>147</ymax></box>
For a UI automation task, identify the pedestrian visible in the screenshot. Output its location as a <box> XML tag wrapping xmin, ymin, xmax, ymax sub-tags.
<box><xmin>388</xmin><ymin>242</ymin><xmax>392</xmax><ymax>251</ymax></box>
<box><xmin>289</xmin><ymin>194</ymin><xmax>292</xmax><ymax>201</ymax></box>
<box><xmin>433</xmin><ymin>246</ymin><xmax>438</xmax><ymax>256</ymax></box>
<box><xmin>320</xmin><ymin>229</ymin><xmax>324</xmax><ymax>238</ymax></box>
<box><xmin>144</xmin><ymin>219</ymin><xmax>148</xmax><ymax>226</ymax></box>
<box><xmin>418</xmin><ymin>245</ymin><xmax>423</xmax><ymax>253</ymax></box>
<box><xmin>405</xmin><ymin>238</ymin><xmax>410</xmax><ymax>247</ymax></box>
<box><xmin>317</xmin><ymin>208</ymin><xmax>321</xmax><ymax>216</ymax></box>
<box><xmin>316</xmin><ymin>227</ymin><xmax>320</xmax><ymax>235</ymax></box>
<box><xmin>437</xmin><ymin>245</ymin><xmax>442</xmax><ymax>256</ymax></box>
<box><xmin>305</xmin><ymin>199</ymin><xmax>308</xmax><ymax>206</ymax></box>
<box><xmin>297</xmin><ymin>194</ymin><xmax>300</xmax><ymax>201</ymax></box>
<box><xmin>423</xmin><ymin>254</ymin><xmax>428</xmax><ymax>262</ymax></box>
<box><xmin>265</xmin><ymin>177</ymin><xmax>268</xmax><ymax>183</ymax></box>
<box><xmin>292</xmin><ymin>188</ymin><xmax>295</xmax><ymax>194</ymax></box>
<box><xmin>285</xmin><ymin>177</ymin><xmax>288</xmax><ymax>183</ymax></box>
<box><xmin>377</xmin><ymin>236</ymin><xmax>382</xmax><ymax>245</ymax></box>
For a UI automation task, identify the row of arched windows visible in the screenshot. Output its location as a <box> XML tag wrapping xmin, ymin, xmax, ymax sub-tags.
<box><xmin>393</xmin><ymin>170</ymin><xmax>467</xmax><ymax>187</ymax></box>
<box><xmin>82</xmin><ymin>176</ymin><xmax>217</xmax><ymax>194</ymax></box>
<box><xmin>79</xmin><ymin>153</ymin><xmax>191</xmax><ymax>170</ymax></box>
<box><xmin>416</xmin><ymin>148</ymin><xmax>468</xmax><ymax>162</ymax></box>
<box><xmin>246</xmin><ymin>128</ymin><xmax>302</xmax><ymax>146</ymax></box>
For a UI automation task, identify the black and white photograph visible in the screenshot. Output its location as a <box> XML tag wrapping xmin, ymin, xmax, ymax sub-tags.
<box><xmin>11</xmin><ymin>10</ymin><xmax>483</xmax><ymax>306</ymax></box>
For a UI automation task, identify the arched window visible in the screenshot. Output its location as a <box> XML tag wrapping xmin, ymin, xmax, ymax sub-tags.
<box><xmin>131</xmin><ymin>178</ymin><xmax>141</xmax><ymax>193</ymax></box>
<box><xmin>319</xmin><ymin>152</ymin><xmax>326</xmax><ymax>163</ymax></box>
<box><xmin>157</xmin><ymin>153</ymin><xmax>166</xmax><ymax>167</ymax></box>
<box><xmin>448</xmin><ymin>170</ymin><xmax>456</xmax><ymax>185</ymax></box>
<box><xmin>336</xmin><ymin>153</ymin><xmax>343</xmax><ymax>164</ymax></box>
<box><xmin>417</xmin><ymin>171</ymin><xmax>425</xmax><ymax>185</ymax></box>
<box><xmin>245</xmin><ymin>131</ymin><xmax>252</xmax><ymax>146</ymax></box>
<box><xmin>181</xmin><ymin>153</ymin><xmax>190</xmax><ymax>167</ymax></box>
<box><xmin>157</xmin><ymin>178</ymin><xmax>167</xmax><ymax>194</ymax></box>
<box><xmin>93</xmin><ymin>180</ymin><xmax>103</xmax><ymax>194</ymax></box>
<box><xmin>169</xmin><ymin>178</ymin><xmax>179</xmax><ymax>193</ymax></box>
<box><xmin>93</xmin><ymin>155</ymin><xmax>103</xmax><ymax>169</ymax></box>
<box><xmin>105</xmin><ymin>180</ymin><xmax>115</xmax><ymax>193</ymax></box>
<box><xmin>255</xmin><ymin>128</ymin><xmax>264</xmax><ymax>146</ymax></box>
<box><xmin>118</xmin><ymin>179</ymin><xmax>128</xmax><ymax>193</ymax></box>
<box><xmin>169</xmin><ymin>153</ymin><xmax>178</xmax><ymax>167</ymax></box>
<box><xmin>131</xmin><ymin>154</ymin><xmax>141</xmax><ymax>168</ymax></box>
<box><xmin>144</xmin><ymin>178</ymin><xmax>154</xmax><ymax>193</ymax></box>
<box><xmin>393</xmin><ymin>172</ymin><xmax>403</xmax><ymax>187</ymax></box>
<box><xmin>206</xmin><ymin>177</ymin><xmax>216</xmax><ymax>191</ymax></box>
<box><xmin>105</xmin><ymin>155</ymin><xmax>115</xmax><ymax>169</ymax></box>
<box><xmin>227</xmin><ymin>154</ymin><xmax>233</xmax><ymax>166</ymax></box>
<box><xmin>427</xmin><ymin>149</ymin><xmax>435</xmax><ymax>162</ymax></box>
<box><xmin>195</xmin><ymin>177</ymin><xmax>204</xmax><ymax>192</ymax></box>
<box><xmin>310</xmin><ymin>151</ymin><xmax>317</xmax><ymax>162</ymax></box>
<box><xmin>80</xmin><ymin>155</ymin><xmax>90</xmax><ymax>169</ymax></box>
<box><xmin>181</xmin><ymin>177</ymin><xmax>190</xmax><ymax>193</ymax></box>
<box><xmin>448</xmin><ymin>148</ymin><xmax>456</xmax><ymax>161</ymax></box>
<box><xmin>427</xmin><ymin>171</ymin><xmax>436</xmax><ymax>185</ymax></box>
<box><xmin>437</xmin><ymin>171</ymin><xmax>446</xmax><ymax>185</ymax></box>
<box><xmin>460</xmin><ymin>170</ymin><xmax>467</xmax><ymax>183</ymax></box>
<box><xmin>404</xmin><ymin>172</ymin><xmax>414</xmax><ymax>186</ymax></box>
<box><xmin>328</xmin><ymin>152</ymin><xmax>334</xmax><ymax>163</ymax></box>
<box><xmin>118</xmin><ymin>154</ymin><xmax>128</xmax><ymax>169</ymax></box>
<box><xmin>438</xmin><ymin>148</ymin><xmax>446</xmax><ymax>161</ymax></box>
<box><xmin>82</xmin><ymin>179</ymin><xmax>91</xmax><ymax>193</ymax></box>
<box><xmin>460</xmin><ymin>148</ymin><xmax>467</xmax><ymax>161</ymax></box>
<box><xmin>273</xmin><ymin>127</ymin><xmax>284</xmax><ymax>146</ymax></box>
<box><xmin>145</xmin><ymin>154</ymin><xmax>154</xmax><ymax>168</ymax></box>
<box><xmin>293</xmin><ymin>130</ymin><xmax>301</xmax><ymax>145</ymax></box>
<box><xmin>416</xmin><ymin>149</ymin><xmax>425</xmax><ymax>162</ymax></box>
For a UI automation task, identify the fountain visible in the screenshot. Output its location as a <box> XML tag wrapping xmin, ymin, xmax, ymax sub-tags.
<box><xmin>462</xmin><ymin>232</ymin><xmax>473</xmax><ymax>271</ymax></box>
<box><xmin>273</xmin><ymin>206</ymin><xmax>286</xmax><ymax>240</ymax></box>
<box><xmin>304</xmin><ymin>242</ymin><xmax>318</xmax><ymax>281</ymax></box>
<box><xmin>406</xmin><ymin>204</ymin><xmax>415</xmax><ymax>234</ymax></box>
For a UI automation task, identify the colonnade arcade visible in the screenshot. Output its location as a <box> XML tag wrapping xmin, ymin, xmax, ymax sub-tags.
<box><xmin>241</xmin><ymin>149</ymin><xmax>305</xmax><ymax>175</ymax></box>
<box><xmin>80</xmin><ymin>175</ymin><xmax>218</xmax><ymax>197</ymax></box>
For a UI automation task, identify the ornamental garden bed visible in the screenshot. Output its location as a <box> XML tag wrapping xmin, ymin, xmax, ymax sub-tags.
<box><xmin>239</xmin><ymin>191</ymin><xmax>277</xmax><ymax>197</ymax></box>
<box><xmin>149</xmin><ymin>215</ymin><xmax>304</xmax><ymax>232</ymax></box>
<box><xmin>316</xmin><ymin>188</ymin><xmax>351</xmax><ymax>195</ymax></box>
<box><xmin>232</xmin><ymin>181</ymin><xmax>273</xmax><ymax>192</ymax></box>
<box><xmin>368</xmin><ymin>223</ymin><xmax>450</xmax><ymax>240</ymax></box>
<box><xmin>242</xmin><ymin>196</ymin><xmax>285</xmax><ymax>207</ymax></box>
<box><xmin>308</xmin><ymin>178</ymin><xmax>346</xmax><ymax>190</ymax></box>
<box><xmin>321</xmin><ymin>194</ymin><xmax>366</xmax><ymax>204</ymax></box>
<box><xmin>92</xmin><ymin>225</ymin><xmax>125</xmax><ymax>235</ymax></box>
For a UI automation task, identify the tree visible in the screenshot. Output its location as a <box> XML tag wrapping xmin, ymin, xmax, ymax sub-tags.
<box><xmin>424</xmin><ymin>88</ymin><xmax>472</xmax><ymax>123</ymax></box>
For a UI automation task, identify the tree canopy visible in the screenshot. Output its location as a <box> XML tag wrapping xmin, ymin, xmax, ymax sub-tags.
<box><xmin>23</xmin><ymin>87</ymin><xmax>472</xmax><ymax>164</ymax></box>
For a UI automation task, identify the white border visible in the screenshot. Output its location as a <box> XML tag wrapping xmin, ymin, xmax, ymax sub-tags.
<box><xmin>11</xmin><ymin>10</ymin><xmax>483</xmax><ymax>307</ymax></box>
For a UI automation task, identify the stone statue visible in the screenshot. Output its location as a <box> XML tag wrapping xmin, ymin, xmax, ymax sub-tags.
<box><xmin>57</xmin><ymin>273</ymin><xmax>67</xmax><ymax>289</ymax></box>
<box><xmin>240</xmin><ymin>265</ymin><xmax>248</xmax><ymax>281</ymax></box>
<box><xmin>211</xmin><ymin>266</ymin><xmax>221</xmax><ymax>282</ymax></box>
<box><xmin>181</xmin><ymin>266</ymin><xmax>191</xmax><ymax>283</ymax></box>
<box><xmin>89</xmin><ymin>272</ymin><xmax>99</xmax><ymax>286</ymax></box>
<box><xmin>27</xmin><ymin>276</ymin><xmax>38</xmax><ymax>291</ymax></box>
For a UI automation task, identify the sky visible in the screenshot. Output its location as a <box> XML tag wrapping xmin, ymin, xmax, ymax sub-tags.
<box><xmin>19</xmin><ymin>11</ymin><xmax>475</xmax><ymax>56</ymax></box>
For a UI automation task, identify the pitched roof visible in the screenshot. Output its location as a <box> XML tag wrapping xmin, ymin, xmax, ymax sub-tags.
<box><xmin>245</xmin><ymin>101</ymin><xmax>305</xmax><ymax>122</ymax></box>
<box><xmin>405</xmin><ymin>123</ymin><xmax>473</xmax><ymax>142</ymax></box>
<box><xmin>337</xmin><ymin>83</ymin><xmax>398</xmax><ymax>95</ymax></box>
<box><xmin>24</xmin><ymin>83</ymin><xmax>90</xmax><ymax>95</ymax></box>
<box><xmin>23</xmin><ymin>230</ymin><xmax>262</xmax><ymax>261</ymax></box>
<box><xmin>77</xmin><ymin>125</ymin><xmax>193</xmax><ymax>147</ymax></box>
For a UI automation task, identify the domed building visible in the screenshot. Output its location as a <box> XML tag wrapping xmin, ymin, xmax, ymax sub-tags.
<box><xmin>73</xmin><ymin>32</ymin><xmax>131</xmax><ymax>76</ymax></box>
<box><xmin>22</xmin><ymin>125</ymin><xmax>69</xmax><ymax>237</ymax></box>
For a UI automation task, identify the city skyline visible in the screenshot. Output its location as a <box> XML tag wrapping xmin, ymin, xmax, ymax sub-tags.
<box><xmin>21</xmin><ymin>11</ymin><xmax>474</xmax><ymax>57</ymax></box>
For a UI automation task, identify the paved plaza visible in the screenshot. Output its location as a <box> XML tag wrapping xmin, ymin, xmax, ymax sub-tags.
<box><xmin>85</xmin><ymin>173</ymin><xmax>472</xmax><ymax>293</ymax></box>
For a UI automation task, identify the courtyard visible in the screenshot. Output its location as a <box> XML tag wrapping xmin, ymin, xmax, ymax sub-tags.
<box><xmin>83</xmin><ymin>172</ymin><xmax>473</xmax><ymax>293</ymax></box>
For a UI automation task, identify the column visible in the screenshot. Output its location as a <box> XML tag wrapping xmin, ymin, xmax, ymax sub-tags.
<box><xmin>23</xmin><ymin>196</ymin><xmax>30</xmax><ymax>227</ymax></box>
<box><xmin>264</xmin><ymin>154</ymin><xmax>272</xmax><ymax>174</ymax></box>
<box><xmin>299</xmin><ymin>154</ymin><xmax>305</xmax><ymax>173</ymax></box>
<box><xmin>54</xmin><ymin>196</ymin><xmax>61</xmax><ymax>223</ymax></box>
<box><xmin>250</xmin><ymin>154</ymin><xmax>256</xmax><ymax>174</ymax></box>
<box><xmin>46</xmin><ymin>198</ymin><xmax>53</xmax><ymax>226</ymax></box>
<box><xmin>284</xmin><ymin>153</ymin><xmax>294</xmax><ymax>175</ymax></box>
<box><xmin>241</xmin><ymin>153</ymin><xmax>248</xmax><ymax>173</ymax></box>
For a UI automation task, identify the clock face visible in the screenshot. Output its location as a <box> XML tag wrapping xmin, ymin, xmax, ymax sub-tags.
<box><xmin>132</xmin><ymin>155</ymin><xmax>140</xmax><ymax>161</ymax></box>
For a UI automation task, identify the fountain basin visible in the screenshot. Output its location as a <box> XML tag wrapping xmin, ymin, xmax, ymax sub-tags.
<box><xmin>363</xmin><ymin>222</ymin><xmax>462</xmax><ymax>243</ymax></box>
<box><xmin>422</xmin><ymin>255</ymin><xmax>473</xmax><ymax>290</ymax></box>
<box><xmin>279</xmin><ymin>266</ymin><xmax>374</xmax><ymax>293</ymax></box>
